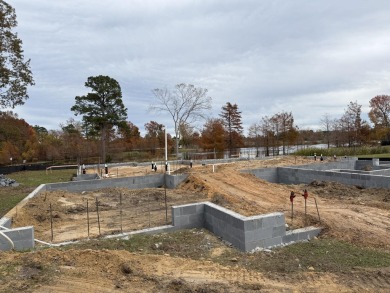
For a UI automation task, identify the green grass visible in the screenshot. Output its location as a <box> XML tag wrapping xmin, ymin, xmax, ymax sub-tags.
<box><xmin>294</xmin><ymin>145</ymin><xmax>390</xmax><ymax>157</ymax></box>
<box><xmin>67</xmin><ymin>230</ymin><xmax>390</xmax><ymax>274</ymax></box>
<box><xmin>0</xmin><ymin>169</ymin><xmax>76</xmax><ymax>217</ymax></box>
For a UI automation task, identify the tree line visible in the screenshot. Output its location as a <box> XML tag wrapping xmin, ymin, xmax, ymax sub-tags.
<box><xmin>2</xmin><ymin>79</ymin><xmax>390</xmax><ymax>165</ymax></box>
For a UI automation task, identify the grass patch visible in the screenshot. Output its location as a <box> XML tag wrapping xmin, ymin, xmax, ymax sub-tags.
<box><xmin>68</xmin><ymin>229</ymin><xmax>217</xmax><ymax>259</ymax></box>
<box><xmin>9</xmin><ymin>169</ymin><xmax>76</xmax><ymax>187</ymax></box>
<box><xmin>217</xmin><ymin>238</ymin><xmax>390</xmax><ymax>273</ymax></box>
<box><xmin>64</xmin><ymin>230</ymin><xmax>390</xmax><ymax>274</ymax></box>
<box><xmin>0</xmin><ymin>169</ymin><xmax>75</xmax><ymax>217</ymax></box>
<box><xmin>294</xmin><ymin>146</ymin><xmax>390</xmax><ymax>157</ymax></box>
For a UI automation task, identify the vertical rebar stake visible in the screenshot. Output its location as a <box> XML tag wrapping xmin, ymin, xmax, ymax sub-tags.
<box><xmin>50</xmin><ymin>203</ymin><xmax>53</xmax><ymax>242</ymax></box>
<box><xmin>304</xmin><ymin>198</ymin><xmax>307</xmax><ymax>226</ymax></box>
<box><xmin>291</xmin><ymin>201</ymin><xmax>294</xmax><ymax>226</ymax></box>
<box><xmin>120</xmin><ymin>192</ymin><xmax>123</xmax><ymax>234</ymax></box>
<box><xmin>314</xmin><ymin>196</ymin><xmax>321</xmax><ymax>223</ymax></box>
<box><xmin>148</xmin><ymin>193</ymin><xmax>151</xmax><ymax>228</ymax></box>
<box><xmin>96</xmin><ymin>197</ymin><xmax>101</xmax><ymax>236</ymax></box>
<box><xmin>87</xmin><ymin>199</ymin><xmax>90</xmax><ymax>239</ymax></box>
<box><xmin>164</xmin><ymin>177</ymin><xmax>168</xmax><ymax>224</ymax></box>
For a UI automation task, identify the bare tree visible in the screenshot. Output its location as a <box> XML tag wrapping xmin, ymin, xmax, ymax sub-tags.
<box><xmin>321</xmin><ymin>113</ymin><xmax>332</xmax><ymax>149</ymax></box>
<box><xmin>248</xmin><ymin>122</ymin><xmax>262</xmax><ymax>157</ymax></box>
<box><xmin>150</xmin><ymin>83</ymin><xmax>212</xmax><ymax>158</ymax></box>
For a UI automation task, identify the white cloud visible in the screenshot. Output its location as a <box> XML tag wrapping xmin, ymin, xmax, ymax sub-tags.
<box><xmin>6</xmin><ymin>0</ymin><xmax>390</xmax><ymax>136</ymax></box>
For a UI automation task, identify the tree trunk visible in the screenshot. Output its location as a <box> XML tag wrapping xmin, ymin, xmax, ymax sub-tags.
<box><xmin>101</xmin><ymin>125</ymin><xmax>107</xmax><ymax>163</ymax></box>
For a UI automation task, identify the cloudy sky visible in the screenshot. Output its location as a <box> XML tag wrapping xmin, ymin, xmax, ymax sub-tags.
<box><xmin>8</xmin><ymin>0</ymin><xmax>390</xmax><ymax>135</ymax></box>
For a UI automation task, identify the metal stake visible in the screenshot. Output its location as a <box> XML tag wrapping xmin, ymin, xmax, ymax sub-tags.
<box><xmin>96</xmin><ymin>197</ymin><xmax>101</xmax><ymax>236</ymax></box>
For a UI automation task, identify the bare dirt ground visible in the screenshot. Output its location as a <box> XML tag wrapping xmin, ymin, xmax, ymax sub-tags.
<box><xmin>1</xmin><ymin>156</ymin><xmax>390</xmax><ymax>292</ymax></box>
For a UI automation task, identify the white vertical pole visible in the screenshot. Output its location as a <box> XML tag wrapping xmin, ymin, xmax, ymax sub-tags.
<box><xmin>165</xmin><ymin>128</ymin><xmax>170</xmax><ymax>174</ymax></box>
<box><xmin>165</xmin><ymin>128</ymin><xmax>168</xmax><ymax>162</ymax></box>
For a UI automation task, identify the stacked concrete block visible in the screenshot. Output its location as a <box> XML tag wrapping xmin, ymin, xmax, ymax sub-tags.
<box><xmin>171</xmin><ymin>202</ymin><xmax>320</xmax><ymax>252</ymax></box>
<box><xmin>0</xmin><ymin>226</ymin><xmax>34</xmax><ymax>251</ymax></box>
<box><xmin>45</xmin><ymin>173</ymin><xmax>188</xmax><ymax>193</ymax></box>
<box><xmin>242</xmin><ymin>168</ymin><xmax>279</xmax><ymax>183</ymax></box>
<box><xmin>243</xmin><ymin>212</ymin><xmax>286</xmax><ymax>251</ymax></box>
<box><xmin>204</xmin><ymin>203</ymin><xmax>246</xmax><ymax>250</ymax></box>
<box><xmin>277</xmin><ymin>167</ymin><xmax>390</xmax><ymax>189</ymax></box>
<box><xmin>282</xmin><ymin>227</ymin><xmax>322</xmax><ymax>244</ymax></box>
<box><xmin>172</xmin><ymin>202</ymin><xmax>205</xmax><ymax>229</ymax></box>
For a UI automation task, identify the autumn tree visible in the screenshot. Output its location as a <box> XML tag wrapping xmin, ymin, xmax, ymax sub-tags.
<box><xmin>144</xmin><ymin>121</ymin><xmax>165</xmax><ymax>155</ymax></box>
<box><xmin>59</xmin><ymin>118</ymin><xmax>85</xmax><ymax>162</ymax></box>
<box><xmin>200</xmin><ymin>118</ymin><xmax>225</xmax><ymax>158</ymax></box>
<box><xmin>150</xmin><ymin>83</ymin><xmax>212</xmax><ymax>158</ymax></box>
<box><xmin>71</xmin><ymin>75</ymin><xmax>128</xmax><ymax>163</ymax></box>
<box><xmin>0</xmin><ymin>1</ymin><xmax>34</xmax><ymax>108</ymax></box>
<box><xmin>117</xmin><ymin>121</ymin><xmax>141</xmax><ymax>150</ymax></box>
<box><xmin>339</xmin><ymin>101</ymin><xmax>369</xmax><ymax>147</ymax></box>
<box><xmin>368</xmin><ymin>95</ymin><xmax>390</xmax><ymax>141</ymax></box>
<box><xmin>219</xmin><ymin>102</ymin><xmax>244</xmax><ymax>157</ymax></box>
<box><xmin>0</xmin><ymin>111</ymin><xmax>38</xmax><ymax>164</ymax></box>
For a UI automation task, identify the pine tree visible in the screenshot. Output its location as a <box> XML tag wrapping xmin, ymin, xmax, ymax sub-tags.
<box><xmin>219</xmin><ymin>102</ymin><xmax>243</xmax><ymax>157</ymax></box>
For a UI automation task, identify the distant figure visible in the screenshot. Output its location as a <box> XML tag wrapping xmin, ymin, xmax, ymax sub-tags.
<box><xmin>82</xmin><ymin>164</ymin><xmax>86</xmax><ymax>174</ymax></box>
<box><xmin>190</xmin><ymin>159</ymin><xmax>193</xmax><ymax>168</ymax></box>
<box><xmin>165</xmin><ymin>162</ymin><xmax>168</xmax><ymax>172</ymax></box>
<box><xmin>154</xmin><ymin>164</ymin><xmax>157</xmax><ymax>172</ymax></box>
<box><xmin>333</xmin><ymin>154</ymin><xmax>337</xmax><ymax>161</ymax></box>
<box><xmin>151</xmin><ymin>162</ymin><xmax>155</xmax><ymax>170</ymax></box>
<box><xmin>314</xmin><ymin>153</ymin><xmax>317</xmax><ymax>161</ymax></box>
<box><xmin>320</xmin><ymin>154</ymin><xmax>323</xmax><ymax>162</ymax></box>
<box><xmin>104</xmin><ymin>163</ymin><xmax>108</xmax><ymax>175</ymax></box>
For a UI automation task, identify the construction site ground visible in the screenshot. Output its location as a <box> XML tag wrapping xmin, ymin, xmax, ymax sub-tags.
<box><xmin>1</xmin><ymin>156</ymin><xmax>390</xmax><ymax>292</ymax></box>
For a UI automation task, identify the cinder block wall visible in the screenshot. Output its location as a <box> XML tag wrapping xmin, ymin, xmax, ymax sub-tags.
<box><xmin>172</xmin><ymin>202</ymin><xmax>205</xmax><ymax>229</ymax></box>
<box><xmin>204</xmin><ymin>203</ymin><xmax>247</xmax><ymax>250</ymax></box>
<box><xmin>45</xmin><ymin>174</ymin><xmax>166</xmax><ymax>192</ymax></box>
<box><xmin>291</xmin><ymin>159</ymin><xmax>357</xmax><ymax>171</ymax></box>
<box><xmin>45</xmin><ymin>174</ymin><xmax>187</xmax><ymax>192</ymax></box>
<box><xmin>242</xmin><ymin>168</ymin><xmax>279</xmax><ymax>183</ymax></box>
<box><xmin>277</xmin><ymin>167</ymin><xmax>390</xmax><ymax>188</ymax></box>
<box><xmin>0</xmin><ymin>226</ymin><xmax>34</xmax><ymax>251</ymax></box>
<box><xmin>243</xmin><ymin>212</ymin><xmax>286</xmax><ymax>251</ymax></box>
<box><xmin>171</xmin><ymin>202</ymin><xmax>320</xmax><ymax>252</ymax></box>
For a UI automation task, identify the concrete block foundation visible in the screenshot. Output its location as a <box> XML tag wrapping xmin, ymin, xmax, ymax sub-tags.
<box><xmin>0</xmin><ymin>226</ymin><xmax>34</xmax><ymax>251</ymax></box>
<box><xmin>171</xmin><ymin>202</ymin><xmax>321</xmax><ymax>252</ymax></box>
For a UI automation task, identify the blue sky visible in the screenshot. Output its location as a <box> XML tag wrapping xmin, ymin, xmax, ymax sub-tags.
<box><xmin>8</xmin><ymin>0</ymin><xmax>390</xmax><ymax>135</ymax></box>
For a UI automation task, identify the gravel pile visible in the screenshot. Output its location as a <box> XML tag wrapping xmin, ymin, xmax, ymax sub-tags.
<box><xmin>0</xmin><ymin>174</ymin><xmax>19</xmax><ymax>187</ymax></box>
